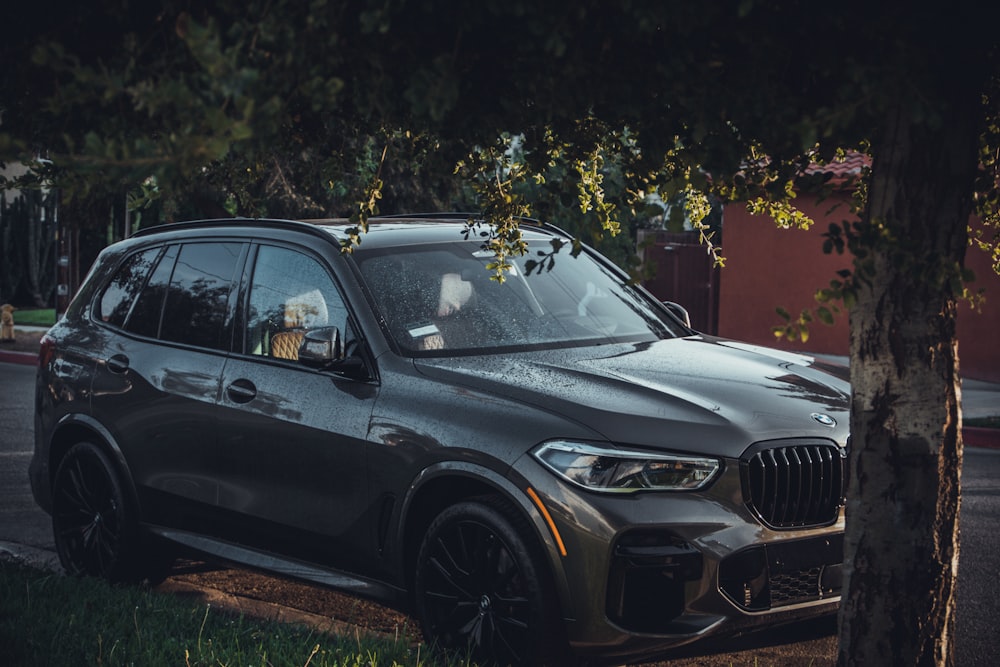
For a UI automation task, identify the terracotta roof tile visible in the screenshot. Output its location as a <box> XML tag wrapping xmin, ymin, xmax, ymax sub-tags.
<box><xmin>803</xmin><ymin>151</ymin><xmax>870</xmax><ymax>183</ymax></box>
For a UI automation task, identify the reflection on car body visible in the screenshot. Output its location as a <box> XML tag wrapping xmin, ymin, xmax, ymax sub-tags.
<box><xmin>31</xmin><ymin>214</ymin><xmax>850</xmax><ymax>666</ymax></box>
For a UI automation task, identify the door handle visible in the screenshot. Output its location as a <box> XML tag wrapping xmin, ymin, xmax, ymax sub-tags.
<box><xmin>226</xmin><ymin>378</ymin><xmax>257</xmax><ymax>403</ymax></box>
<box><xmin>106</xmin><ymin>354</ymin><xmax>129</xmax><ymax>374</ymax></box>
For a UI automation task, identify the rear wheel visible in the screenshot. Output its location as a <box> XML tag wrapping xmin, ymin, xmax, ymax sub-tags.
<box><xmin>51</xmin><ymin>442</ymin><xmax>171</xmax><ymax>584</ymax></box>
<box><xmin>415</xmin><ymin>497</ymin><xmax>567</xmax><ymax>666</ymax></box>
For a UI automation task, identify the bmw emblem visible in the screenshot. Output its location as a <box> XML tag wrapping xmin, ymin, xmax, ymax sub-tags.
<box><xmin>811</xmin><ymin>413</ymin><xmax>837</xmax><ymax>427</ymax></box>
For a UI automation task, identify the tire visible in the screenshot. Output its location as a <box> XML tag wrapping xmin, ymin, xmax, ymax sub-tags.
<box><xmin>51</xmin><ymin>442</ymin><xmax>171</xmax><ymax>585</ymax></box>
<box><xmin>415</xmin><ymin>497</ymin><xmax>568</xmax><ymax>666</ymax></box>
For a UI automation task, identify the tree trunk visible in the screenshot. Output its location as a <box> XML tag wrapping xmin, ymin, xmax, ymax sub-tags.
<box><xmin>836</xmin><ymin>91</ymin><xmax>979</xmax><ymax>664</ymax></box>
<box><xmin>25</xmin><ymin>194</ymin><xmax>46</xmax><ymax>307</ymax></box>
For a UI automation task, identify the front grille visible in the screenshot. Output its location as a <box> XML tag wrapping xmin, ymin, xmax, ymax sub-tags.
<box><xmin>742</xmin><ymin>440</ymin><xmax>846</xmax><ymax>528</ymax></box>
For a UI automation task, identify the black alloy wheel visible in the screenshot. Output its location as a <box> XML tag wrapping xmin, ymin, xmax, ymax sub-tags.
<box><xmin>51</xmin><ymin>442</ymin><xmax>146</xmax><ymax>583</ymax></box>
<box><xmin>415</xmin><ymin>498</ymin><xmax>565</xmax><ymax>666</ymax></box>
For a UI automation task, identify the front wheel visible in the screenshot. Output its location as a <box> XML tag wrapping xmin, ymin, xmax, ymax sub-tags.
<box><xmin>51</xmin><ymin>441</ymin><xmax>170</xmax><ymax>584</ymax></box>
<box><xmin>414</xmin><ymin>497</ymin><xmax>567</xmax><ymax>666</ymax></box>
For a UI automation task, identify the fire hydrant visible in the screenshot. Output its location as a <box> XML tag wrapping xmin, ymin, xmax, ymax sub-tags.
<box><xmin>0</xmin><ymin>304</ymin><xmax>15</xmax><ymax>343</ymax></box>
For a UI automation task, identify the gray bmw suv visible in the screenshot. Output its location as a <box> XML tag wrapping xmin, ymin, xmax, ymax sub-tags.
<box><xmin>31</xmin><ymin>215</ymin><xmax>849</xmax><ymax>665</ymax></box>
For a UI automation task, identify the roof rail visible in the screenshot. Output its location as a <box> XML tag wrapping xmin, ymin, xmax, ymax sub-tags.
<box><xmin>128</xmin><ymin>213</ymin><xmax>574</xmax><ymax>242</ymax></box>
<box><xmin>130</xmin><ymin>217</ymin><xmax>319</xmax><ymax>239</ymax></box>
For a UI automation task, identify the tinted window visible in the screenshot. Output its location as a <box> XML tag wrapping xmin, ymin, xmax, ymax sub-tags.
<box><xmin>124</xmin><ymin>245</ymin><xmax>178</xmax><ymax>339</ymax></box>
<box><xmin>158</xmin><ymin>243</ymin><xmax>243</xmax><ymax>350</ymax></box>
<box><xmin>244</xmin><ymin>245</ymin><xmax>348</xmax><ymax>358</ymax></box>
<box><xmin>98</xmin><ymin>247</ymin><xmax>162</xmax><ymax>327</ymax></box>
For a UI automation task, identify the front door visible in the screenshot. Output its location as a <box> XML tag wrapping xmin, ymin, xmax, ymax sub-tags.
<box><xmin>215</xmin><ymin>243</ymin><xmax>377</xmax><ymax>570</ymax></box>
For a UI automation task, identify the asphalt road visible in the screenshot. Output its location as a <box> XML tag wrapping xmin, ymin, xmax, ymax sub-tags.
<box><xmin>2</xmin><ymin>360</ymin><xmax>999</xmax><ymax>665</ymax></box>
<box><xmin>0</xmin><ymin>362</ymin><xmax>52</xmax><ymax>549</ymax></box>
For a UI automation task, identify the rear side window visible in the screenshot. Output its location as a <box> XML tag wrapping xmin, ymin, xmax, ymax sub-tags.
<box><xmin>98</xmin><ymin>247</ymin><xmax>162</xmax><ymax>327</ymax></box>
<box><xmin>125</xmin><ymin>245</ymin><xmax>178</xmax><ymax>339</ymax></box>
<box><xmin>100</xmin><ymin>241</ymin><xmax>244</xmax><ymax>351</ymax></box>
<box><xmin>159</xmin><ymin>243</ymin><xmax>244</xmax><ymax>350</ymax></box>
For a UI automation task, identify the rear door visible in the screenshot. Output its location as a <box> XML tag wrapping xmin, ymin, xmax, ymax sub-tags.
<box><xmin>215</xmin><ymin>242</ymin><xmax>377</xmax><ymax>569</ymax></box>
<box><xmin>90</xmin><ymin>241</ymin><xmax>246</xmax><ymax>526</ymax></box>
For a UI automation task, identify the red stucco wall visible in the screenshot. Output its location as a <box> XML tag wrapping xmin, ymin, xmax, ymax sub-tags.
<box><xmin>717</xmin><ymin>197</ymin><xmax>1000</xmax><ymax>382</ymax></box>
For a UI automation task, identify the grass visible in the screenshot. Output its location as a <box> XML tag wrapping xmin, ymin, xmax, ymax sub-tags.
<box><xmin>0</xmin><ymin>561</ymin><xmax>469</xmax><ymax>667</ymax></box>
<box><xmin>9</xmin><ymin>307</ymin><xmax>56</xmax><ymax>327</ymax></box>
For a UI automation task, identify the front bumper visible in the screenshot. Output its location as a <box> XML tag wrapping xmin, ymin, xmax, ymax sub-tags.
<box><xmin>514</xmin><ymin>454</ymin><xmax>845</xmax><ymax>661</ymax></box>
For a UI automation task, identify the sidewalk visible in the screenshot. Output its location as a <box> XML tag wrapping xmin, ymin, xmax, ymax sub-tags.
<box><xmin>962</xmin><ymin>378</ymin><xmax>1000</xmax><ymax>448</ymax></box>
<box><xmin>963</xmin><ymin>378</ymin><xmax>1000</xmax><ymax>420</ymax></box>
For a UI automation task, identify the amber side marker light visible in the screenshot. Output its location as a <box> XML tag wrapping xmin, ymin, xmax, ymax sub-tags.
<box><xmin>526</xmin><ymin>487</ymin><xmax>567</xmax><ymax>557</ymax></box>
<box><xmin>38</xmin><ymin>334</ymin><xmax>56</xmax><ymax>368</ymax></box>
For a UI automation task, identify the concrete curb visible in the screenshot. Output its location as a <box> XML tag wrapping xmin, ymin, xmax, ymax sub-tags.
<box><xmin>964</xmin><ymin>427</ymin><xmax>1000</xmax><ymax>450</ymax></box>
<box><xmin>155</xmin><ymin>579</ymin><xmax>414</xmax><ymax>645</ymax></box>
<box><xmin>0</xmin><ymin>349</ymin><xmax>37</xmax><ymax>365</ymax></box>
<box><xmin>0</xmin><ymin>542</ymin><xmax>411</xmax><ymax>645</ymax></box>
<box><xmin>0</xmin><ymin>541</ymin><xmax>61</xmax><ymax>572</ymax></box>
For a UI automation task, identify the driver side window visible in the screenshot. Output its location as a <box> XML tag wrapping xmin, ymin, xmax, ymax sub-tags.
<box><xmin>244</xmin><ymin>246</ymin><xmax>347</xmax><ymax>360</ymax></box>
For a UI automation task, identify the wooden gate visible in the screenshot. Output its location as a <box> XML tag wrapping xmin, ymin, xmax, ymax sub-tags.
<box><xmin>638</xmin><ymin>231</ymin><xmax>720</xmax><ymax>334</ymax></box>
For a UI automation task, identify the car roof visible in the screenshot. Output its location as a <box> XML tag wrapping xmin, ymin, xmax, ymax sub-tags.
<box><xmin>131</xmin><ymin>214</ymin><xmax>568</xmax><ymax>250</ymax></box>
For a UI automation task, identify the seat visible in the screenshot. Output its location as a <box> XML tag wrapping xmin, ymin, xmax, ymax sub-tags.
<box><xmin>271</xmin><ymin>330</ymin><xmax>305</xmax><ymax>360</ymax></box>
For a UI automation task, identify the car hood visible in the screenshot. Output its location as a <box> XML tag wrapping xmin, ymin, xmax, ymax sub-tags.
<box><xmin>413</xmin><ymin>336</ymin><xmax>850</xmax><ymax>458</ymax></box>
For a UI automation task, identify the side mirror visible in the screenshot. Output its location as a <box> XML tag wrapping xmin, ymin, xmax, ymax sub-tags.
<box><xmin>298</xmin><ymin>326</ymin><xmax>344</xmax><ymax>364</ymax></box>
<box><xmin>662</xmin><ymin>301</ymin><xmax>692</xmax><ymax>328</ymax></box>
<box><xmin>298</xmin><ymin>327</ymin><xmax>368</xmax><ymax>379</ymax></box>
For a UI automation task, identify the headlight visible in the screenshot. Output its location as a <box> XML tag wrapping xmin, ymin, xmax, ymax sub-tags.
<box><xmin>532</xmin><ymin>440</ymin><xmax>720</xmax><ymax>493</ymax></box>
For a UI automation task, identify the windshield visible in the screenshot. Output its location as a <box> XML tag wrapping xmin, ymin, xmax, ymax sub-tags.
<box><xmin>355</xmin><ymin>238</ymin><xmax>688</xmax><ymax>354</ymax></box>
